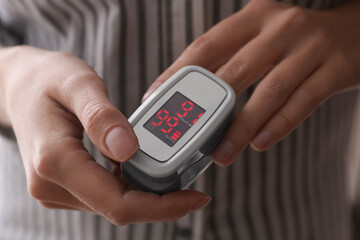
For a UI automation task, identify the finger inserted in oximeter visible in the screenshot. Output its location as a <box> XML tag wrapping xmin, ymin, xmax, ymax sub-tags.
<box><xmin>122</xmin><ymin>66</ymin><xmax>236</xmax><ymax>194</ymax></box>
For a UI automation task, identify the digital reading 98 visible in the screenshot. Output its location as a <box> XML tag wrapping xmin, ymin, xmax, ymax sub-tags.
<box><xmin>122</xmin><ymin>66</ymin><xmax>235</xmax><ymax>194</ymax></box>
<box><xmin>144</xmin><ymin>92</ymin><xmax>205</xmax><ymax>147</ymax></box>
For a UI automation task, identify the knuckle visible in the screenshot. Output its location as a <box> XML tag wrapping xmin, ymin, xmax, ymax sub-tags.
<box><xmin>41</xmin><ymin>52</ymin><xmax>80</xmax><ymax>73</ymax></box>
<box><xmin>28</xmin><ymin>179</ymin><xmax>48</xmax><ymax>201</ymax></box>
<box><xmin>189</xmin><ymin>34</ymin><xmax>213</xmax><ymax>53</ymax></box>
<box><xmin>280</xmin><ymin>6</ymin><xmax>307</xmax><ymax>29</ymax></box>
<box><xmin>33</xmin><ymin>148</ymin><xmax>57</xmax><ymax>179</ymax></box>
<box><xmin>297</xmin><ymin>87</ymin><xmax>319</xmax><ymax>108</ymax></box>
<box><xmin>260</xmin><ymin>74</ymin><xmax>286</xmax><ymax>100</ymax></box>
<box><xmin>62</xmin><ymin>71</ymin><xmax>106</xmax><ymax>95</ymax></box>
<box><xmin>285</xmin><ymin>7</ymin><xmax>307</xmax><ymax>24</ymax></box>
<box><xmin>81</xmin><ymin>101</ymin><xmax>113</xmax><ymax>135</ymax></box>
<box><xmin>222</xmin><ymin>57</ymin><xmax>246</xmax><ymax>82</ymax></box>
<box><xmin>308</xmin><ymin>30</ymin><xmax>333</xmax><ymax>57</ymax></box>
<box><xmin>331</xmin><ymin>52</ymin><xmax>357</xmax><ymax>87</ymax></box>
<box><xmin>331</xmin><ymin>51</ymin><xmax>350</xmax><ymax>70</ymax></box>
<box><xmin>276</xmin><ymin>112</ymin><xmax>294</xmax><ymax>131</ymax></box>
<box><xmin>105</xmin><ymin>208</ymin><xmax>130</xmax><ymax>226</ymax></box>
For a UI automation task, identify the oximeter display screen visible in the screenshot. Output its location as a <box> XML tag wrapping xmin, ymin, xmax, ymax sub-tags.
<box><xmin>143</xmin><ymin>92</ymin><xmax>206</xmax><ymax>147</ymax></box>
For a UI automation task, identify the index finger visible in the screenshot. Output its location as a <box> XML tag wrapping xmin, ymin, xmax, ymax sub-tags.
<box><xmin>142</xmin><ymin>7</ymin><xmax>259</xmax><ymax>102</ymax></box>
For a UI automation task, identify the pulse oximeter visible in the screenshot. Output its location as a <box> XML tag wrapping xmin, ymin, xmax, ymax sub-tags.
<box><xmin>122</xmin><ymin>66</ymin><xmax>235</xmax><ymax>194</ymax></box>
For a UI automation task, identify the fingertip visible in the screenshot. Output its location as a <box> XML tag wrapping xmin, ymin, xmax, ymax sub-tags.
<box><xmin>249</xmin><ymin>142</ymin><xmax>266</xmax><ymax>152</ymax></box>
<box><xmin>165</xmin><ymin>190</ymin><xmax>211</xmax><ymax>213</ymax></box>
<box><xmin>251</xmin><ymin>130</ymin><xmax>271</xmax><ymax>152</ymax></box>
<box><xmin>142</xmin><ymin>81</ymin><xmax>163</xmax><ymax>103</ymax></box>
<box><xmin>212</xmin><ymin>140</ymin><xmax>235</xmax><ymax>166</ymax></box>
<box><xmin>141</xmin><ymin>90</ymin><xmax>153</xmax><ymax>103</ymax></box>
<box><xmin>105</xmin><ymin>127</ymin><xmax>139</xmax><ymax>162</ymax></box>
<box><xmin>190</xmin><ymin>195</ymin><xmax>212</xmax><ymax>213</ymax></box>
<box><xmin>213</xmin><ymin>159</ymin><xmax>233</xmax><ymax>167</ymax></box>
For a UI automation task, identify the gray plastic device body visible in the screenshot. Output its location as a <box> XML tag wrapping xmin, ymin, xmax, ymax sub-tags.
<box><xmin>122</xmin><ymin>66</ymin><xmax>236</xmax><ymax>194</ymax></box>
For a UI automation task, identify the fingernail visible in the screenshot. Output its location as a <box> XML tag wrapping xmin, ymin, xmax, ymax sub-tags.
<box><xmin>212</xmin><ymin>141</ymin><xmax>234</xmax><ymax>166</ymax></box>
<box><xmin>105</xmin><ymin>127</ymin><xmax>139</xmax><ymax>161</ymax></box>
<box><xmin>190</xmin><ymin>196</ymin><xmax>212</xmax><ymax>213</ymax></box>
<box><xmin>142</xmin><ymin>82</ymin><xmax>162</xmax><ymax>103</ymax></box>
<box><xmin>251</xmin><ymin>131</ymin><xmax>271</xmax><ymax>151</ymax></box>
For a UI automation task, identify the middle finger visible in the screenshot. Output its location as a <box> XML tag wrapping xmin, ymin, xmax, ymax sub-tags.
<box><xmin>213</xmin><ymin>43</ymin><xmax>323</xmax><ymax>166</ymax></box>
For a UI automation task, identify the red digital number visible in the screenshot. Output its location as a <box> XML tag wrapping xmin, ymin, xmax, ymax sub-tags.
<box><xmin>192</xmin><ymin>112</ymin><xmax>204</xmax><ymax>125</ymax></box>
<box><xmin>177</xmin><ymin>100</ymin><xmax>194</xmax><ymax>118</ymax></box>
<box><xmin>152</xmin><ymin>109</ymin><xmax>169</xmax><ymax>126</ymax></box>
<box><xmin>161</xmin><ymin>116</ymin><xmax>179</xmax><ymax>133</ymax></box>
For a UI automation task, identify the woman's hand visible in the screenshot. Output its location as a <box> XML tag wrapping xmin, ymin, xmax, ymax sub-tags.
<box><xmin>143</xmin><ymin>0</ymin><xmax>360</xmax><ymax>166</ymax></box>
<box><xmin>0</xmin><ymin>46</ymin><xmax>210</xmax><ymax>225</ymax></box>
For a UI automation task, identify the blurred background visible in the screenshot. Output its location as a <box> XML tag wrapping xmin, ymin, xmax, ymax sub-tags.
<box><xmin>348</xmin><ymin>93</ymin><xmax>360</xmax><ymax>239</ymax></box>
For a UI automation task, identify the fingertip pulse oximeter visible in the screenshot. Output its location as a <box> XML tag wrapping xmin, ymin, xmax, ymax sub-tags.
<box><xmin>122</xmin><ymin>66</ymin><xmax>235</xmax><ymax>194</ymax></box>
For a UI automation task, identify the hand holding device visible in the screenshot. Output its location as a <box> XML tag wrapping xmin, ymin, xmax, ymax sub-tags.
<box><xmin>123</xmin><ymin>66</ymin><xmax>235</xmax><ymax>194</ymax></box>
<box><xmin>0</xmin><ymin>46</ymin><xmax>210</xmax><ymax>225</ymax></box>
<box><xmin>143</xmin><ymin>0</ymin><xmax>360</xmax><ymax>167</ymax></box>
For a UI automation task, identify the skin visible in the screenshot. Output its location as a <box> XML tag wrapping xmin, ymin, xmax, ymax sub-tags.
<box><xmin>144</xmin><ymin>0</ymin><xmax>360</xmax><ymax>166</ymax></box>
<box><xmin>0</xmin><ymin>0</ymin><xmax>359</xmax><ymax>225</ymax></box>
<box><xmin>0</xmin><ymin>47</ymin><xmax>211</xmax><ymax>225</ymax></box>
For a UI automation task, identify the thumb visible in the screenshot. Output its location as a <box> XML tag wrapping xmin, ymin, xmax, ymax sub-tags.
<box><xmin>54</xmin><ymin>73</ymin><xmax>139</xmax><ymax>162</ymax></box>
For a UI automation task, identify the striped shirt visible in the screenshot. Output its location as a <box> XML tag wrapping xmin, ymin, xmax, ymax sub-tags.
<box><xmin>0</xmin><ymin>0</ymin><xmax>358</xmax><ymax>240</ymax></box>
